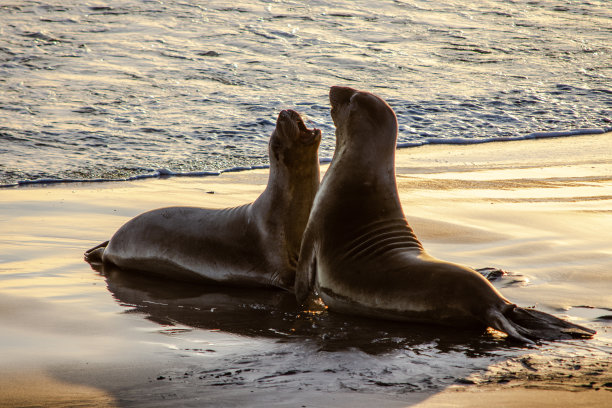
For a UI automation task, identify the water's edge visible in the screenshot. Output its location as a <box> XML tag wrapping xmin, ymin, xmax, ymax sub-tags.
<box><xmin>3</xmin><ymin>129</ymin><xmax>609</xmax><ymax>189</ymax></box>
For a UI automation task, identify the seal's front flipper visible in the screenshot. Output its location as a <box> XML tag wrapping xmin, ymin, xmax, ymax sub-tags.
<box><xmin>489</xmin><ymin>306</ymin><xmax>596</xmax><ymax>343</ymax></box>
<box><xmin>295</xmin><ymin>228</ymin><xmax>316</xmax><ymax>303</ymax></box>
<box><xmin>84</xmin><ymin>240</ymin><xmax>109</xmax><ymax>263</ymax></box>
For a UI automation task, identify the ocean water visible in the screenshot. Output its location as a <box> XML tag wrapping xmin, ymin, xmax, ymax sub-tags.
<box><xmin>1</xmin><ymin>0</ymin><xmax>610</xmax><ymax>186</ymax></box>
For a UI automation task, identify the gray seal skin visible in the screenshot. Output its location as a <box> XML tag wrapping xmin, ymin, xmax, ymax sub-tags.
<box><xmin>85</xmin><ymin>109</ymin><xmax>321</xmax><ymax>290</ymax></box>
<box><xmin>295</xmin><ymin>86</ymin><xmax>595</xmax><ymax>343</ymax></box>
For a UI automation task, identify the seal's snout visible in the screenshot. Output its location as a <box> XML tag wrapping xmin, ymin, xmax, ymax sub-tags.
<box><xmin>277</xmin><ymin>109</ymin><xmax>302</xmax><ymax>126</ymax></box>
<box><xmin>329</xmin><ymin>86</ymin><xmax>357</xmax><ymax>108</ymax></box>
<box><xmin>276</xmin><ymin>109</ymin><xmax>296</xmax><ymax>138</ymax></box>
<box><xmin>277</xmin><ymin>109</ymin><xmax>293</xmax><ymax>123</ymax></box>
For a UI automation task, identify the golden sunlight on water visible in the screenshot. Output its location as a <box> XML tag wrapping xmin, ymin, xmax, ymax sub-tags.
<box><xmin>2</xmin><ymin>0</ymin><xmax>610</xmax><ymax>186</ymax></box>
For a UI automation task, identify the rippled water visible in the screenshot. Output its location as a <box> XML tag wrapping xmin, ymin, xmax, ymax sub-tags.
<box><xmin>1</xmin><ymin>0</ymin><xmax>610</xmax><ymax>186</ymax></box>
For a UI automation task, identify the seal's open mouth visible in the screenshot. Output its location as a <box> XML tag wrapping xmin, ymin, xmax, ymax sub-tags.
<box><xmin>296</xmin><ymin>114</ymin><xmax>321</xmax><ymax>145</ymax></box>
<box><xmin>279</xmin><ymin>109</ymin><xmax>321</xmax><ymax>145</ymax></box>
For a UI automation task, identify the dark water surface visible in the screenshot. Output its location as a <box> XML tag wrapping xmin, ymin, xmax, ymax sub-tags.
<box><xmin>1</xmin><ymin>0</ymin><xmax>611</xmax><ymax>186</ymax></box>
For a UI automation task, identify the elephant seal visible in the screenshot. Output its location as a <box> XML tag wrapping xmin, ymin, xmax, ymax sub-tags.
<box><xmin>85</xmin><ymin>109</ymin><xmax>321</xmax><ymax>290</ymax></box>
<box><xmin>295</xmin><ymin>86</ymin><xmax>595</xmax><ymax>343</ymax></box>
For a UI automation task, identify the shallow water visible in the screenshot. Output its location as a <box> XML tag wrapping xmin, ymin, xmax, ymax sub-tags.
<box><xmin>1</xmin><ymin>0</ymin><xmax>611</xmax><ymax>186</ymax></box>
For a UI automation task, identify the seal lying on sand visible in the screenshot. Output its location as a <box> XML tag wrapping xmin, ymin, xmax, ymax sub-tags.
<box><xmin>295</xmin><ymin>86</ymin><xmax>595</xmax><ymax>343</ymax></box>
<box><xmin>86</xmin><ymin>110</ymin><xmax>321</xmax><ymax>290</ymax></box>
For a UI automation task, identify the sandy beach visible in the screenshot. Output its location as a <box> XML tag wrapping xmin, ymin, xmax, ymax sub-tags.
<box><xmin>1</xmin><ymin>133</ymin><xmax>611</xmax><ymax>407</ymax></box>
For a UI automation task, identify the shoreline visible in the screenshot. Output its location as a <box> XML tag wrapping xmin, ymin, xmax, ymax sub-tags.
<box><xmin>1</xmin><ymin>133</ymin><xmax>611</xmax><ymax>407</ymax></box>
<box><xmin>2</xmin><ymin>130</ymin><xmax>610</xmax><ymax>189</ymax></box>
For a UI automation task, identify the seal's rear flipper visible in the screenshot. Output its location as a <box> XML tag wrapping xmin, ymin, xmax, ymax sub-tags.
<box><xmin>490</xmin><ymin>306</ymin><xmax>596</xmax><ymax>343</ymax></box>
<box><xmin>507</xmin><ymin>307</ymin><xmax>596</xmax><ymax>340</ymax></box>
<box><xmin>84</xmin><ymin>240</ymin><xmax>109</xmax><ymax>263</ymax></box>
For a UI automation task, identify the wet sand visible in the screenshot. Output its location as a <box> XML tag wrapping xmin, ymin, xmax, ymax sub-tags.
<box><xmin>1</xmin><ymin>133</ymin><xmax>611</xmax><ymax>407</ymax></box>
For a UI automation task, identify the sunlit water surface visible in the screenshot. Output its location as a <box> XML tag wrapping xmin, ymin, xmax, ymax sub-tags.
<box><xmin>1</xmin><ymin>0</ymin><xmax>610</xmax><ymax>185</ymax></box>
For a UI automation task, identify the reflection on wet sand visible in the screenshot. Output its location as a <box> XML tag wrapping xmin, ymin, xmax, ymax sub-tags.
<box><xmin>95</xmin><ymin>262</ymin><xmax>611</xmax><ymax>405</ymax></box>
<box><xmin>96</xmin><ymin>262</ymin><xmax>520</xmax><ymax>356</ymax></box>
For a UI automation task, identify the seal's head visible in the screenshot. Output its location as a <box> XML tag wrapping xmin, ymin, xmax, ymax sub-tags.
<box><xmin>266</xmin><ymin>109</ymin><xmax>321</xmax><ymax>271</ymax></box>
<box><xmin>329</xmin><ymin>86</ymin><xmax>397</xmax><ymax>151</ymax></box>
<box><xmin>270</xmin><ymin>109</ymin><xmax>321</xmax><ymax>172</ymax></box>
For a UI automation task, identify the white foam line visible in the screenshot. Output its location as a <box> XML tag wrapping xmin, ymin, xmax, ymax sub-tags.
<box><xmin>3</xmin><ymin>128</ymin><xmax>609</xmax><ymax>188</ymax></box>
<box><xmin>396</xmin><ymin>127</ymin><xmax>611</xmax><ymax>149</ymax></box>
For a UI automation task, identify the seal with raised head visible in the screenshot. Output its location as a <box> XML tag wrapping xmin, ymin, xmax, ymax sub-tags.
<box><xmin>295</xmin><ymin>86</ymin><xmax>595</xmax><ymax>343</ymax></box>
<box><xmin>85</xmin><ymin>109</ymin><xmax>321</xmax><ymax>290</ymax></box>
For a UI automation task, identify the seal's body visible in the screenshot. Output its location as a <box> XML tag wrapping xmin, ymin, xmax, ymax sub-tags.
<box><xmin>295</xmin><ymin>86</ymin><xmax>594</xmax><ymax>342</ymax></box>
<box><xmin>86</xmin><ymin>110</ymin><xmax>321</xmax><ymax>290</ymax></box>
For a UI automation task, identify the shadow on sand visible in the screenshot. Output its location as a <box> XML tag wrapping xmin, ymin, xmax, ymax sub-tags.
<box><xmin>92</xmin><ymin>263</ymin><xmax>525</xmax><ymax>357</ymax></box>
